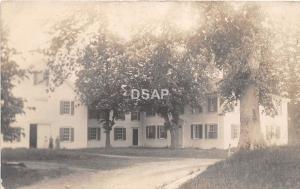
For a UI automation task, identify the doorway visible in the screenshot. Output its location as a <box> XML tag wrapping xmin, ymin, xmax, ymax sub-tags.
<box><xmin>29</xmin><ymin>124</ymin><xmax>37</xmax><ymax>148</ymax></box>
<box><xmin>132</xmin><ymin>128</ymin><xmax>138</xmax><ymax>146</ymax></box>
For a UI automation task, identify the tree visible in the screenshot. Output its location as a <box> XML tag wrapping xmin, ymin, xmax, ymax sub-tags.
<box><xmin>1</xmin><ymin>29</ymin><xmax>26</xmax><ymax>141</ymax></box>
<box><xmin>127</xmin><ymin>24</ymin><xmax>213</xmax><ymax>149</ymax></box>
<box><xmin>194</xmin><ymin>3</ymin><xmax>279</xmax><ymax>149</ymax></box>
<box><xmin>75</xmin><ymin>33</ymin><xmax>130</xmax><ymax>148</ymax></box>
<box><xmin>45</xmin><ymin>13</ymin><xmax>131</xmax><ymax>148</ymax></box>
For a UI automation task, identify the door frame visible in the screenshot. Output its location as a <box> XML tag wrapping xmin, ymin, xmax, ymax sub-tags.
<box><xmin>132</xmin><ymin>128</ymin><xmax>138</xmax><ymax>146</ymax></box>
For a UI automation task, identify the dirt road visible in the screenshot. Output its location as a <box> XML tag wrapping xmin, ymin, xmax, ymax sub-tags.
<box><xmin>20</xmin><ymin>157</ymin><xmax>220</xmax><ymax>189</ymax></box>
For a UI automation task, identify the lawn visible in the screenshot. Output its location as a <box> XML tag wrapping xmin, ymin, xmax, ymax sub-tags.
<box><xmin>179</xmin><ymin>146</ymin><xmax>300</xmax><ymax>189</ymax></box>
<box><xmin>1</xmin><ymin>147</ymin><xmax>226</xmax><ymax>189</ymax></box>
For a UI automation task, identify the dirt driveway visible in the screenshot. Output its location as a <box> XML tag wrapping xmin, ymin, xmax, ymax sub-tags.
<box><xmin>19</xmin><ymin>156</ymin><xmax>220</xmax><ymax>189</ymax></box>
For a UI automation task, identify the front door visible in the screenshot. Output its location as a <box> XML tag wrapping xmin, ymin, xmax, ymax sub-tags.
<box><xmin>29</xmin><ymin>124</ymin><xmax>37</xmax><ymax>148</ymax></box>
<box><xmin>132</xmin><ymin>128</ymin><xmax>138</xmax><ymax>146</ymax></box>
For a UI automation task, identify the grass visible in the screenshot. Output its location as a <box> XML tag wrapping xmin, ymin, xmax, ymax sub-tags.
<box><xmin>179</xmin><ymin>146</ymin><xmax>300</xmax><ymax>189</ymax></box>
<box><xmin>1</xmin><ymin>147</ymin><xmax>226</xmax><ymax>188</ymax></box>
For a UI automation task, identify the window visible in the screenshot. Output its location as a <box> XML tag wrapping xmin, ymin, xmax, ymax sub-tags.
<box><xmin>116</xmin><ymin>112</ymin><xmax>125</xmax><ymax>120</ymax></box>
<box><xmin>157</xmin><ymin>126</ymin><xmax>167</xmax><ymax>139</ymax></box>
<box><xmin>114</xmin><ymin>128</ymin><xmax>126</xmax><ymax>140</ymax></box>
<box><xmin>231</xmin><ymin>124</ymin><xmax>239</xmax><ymax>139</ymax></box>
<box><xmin>60</xmin><ymin>101</ymin><xmax>74</xmax><ymax>115</ymax></box>
<box><xmin>146</xmin><ymin>125</ymin><xmax>156</xmax><ymax>139</ymax></box>
<box><xmin>208</xmin><ymin>96</ymin><xmax>218</xmax><ymax>112</ymax></box>
<box><xmin>205</xmin><ymin>124</ymin><xmax>218</xmax><ymax>139</ymax></box>
<box><xmin>88</xmin><ymin>128</ymin><xmax>101</xmax><ymax>141</ymax></box>
<box><xmin>266</xmin><ymin>125</ymin><xmax>280</xmax><ymax>140</ymax></box>
<box><xmin>146</xmin><ymin>109</ymin><xmax>156</xmax><ymax>117</ymax></box>
<box><xmin>191</xmin><ymin>106</ymin><xmax>202</xmax><ymax>114</ymax></box>
<box><xmin>191</xmin><ymin>124</ymin><xmax>203</xmax><ymax>139</ymax></box>
<box><xmin>131</xmin><ymin>111</ymin><xmax>140</xmax><ymax>121</ymax></box>
<box><xmin>59</xmin><ymin>128</ymin><xmax>74</xmax><ymax>142</ymax></box>
<box><xmin>33</xmin><ymin>71</ymin><xmax>49</xmax><ymax>86</ymax></box>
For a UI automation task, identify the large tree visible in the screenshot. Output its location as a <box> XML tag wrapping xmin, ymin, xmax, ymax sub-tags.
<box><xmin>1</xmin><ymin>29</ymin><xmax>26</xmax><ymax>141</ymax></box>
<box><xmin>194</xmin><ymin>3</ymin><xmax>279</xmax><ymax>149</ymax></box>
<box><xmin>45</xmin><ymin>13</ymin><xmax>131</xmax><ymax>148</ymax></box>
<box><xmin>127</xmin><ymin>24</ymin><xmax>213</xmax><ymax>149</ymax></box>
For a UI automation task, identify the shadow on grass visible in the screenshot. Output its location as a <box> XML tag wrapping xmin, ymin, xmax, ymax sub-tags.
<box><xmin>179</xmin><ymin>146</ymin><xmax>300</xmax><ymax>189</ymax></box>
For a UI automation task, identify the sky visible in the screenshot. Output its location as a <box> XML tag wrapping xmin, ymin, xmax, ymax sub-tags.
<box><xmin>1</xmin><ymin>1</ymin><xmax>300</xmax><ymax>69</ymax></box>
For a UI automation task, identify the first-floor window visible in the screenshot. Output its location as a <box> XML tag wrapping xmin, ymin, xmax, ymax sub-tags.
<box><xmin>157</xmin><ymin>126</ymin><xmax>167</xmax><ymax>139</ymax></box>
<box><xmin>191</xmin><ymin>124</ymin><xmax>203</xmax><ymax>139</ymax></box>
<box><xmin>88</xmin><ymin>127</ymin><xmax>101</xmax><ymax>141</ymax></box>
<box><xmin>146</xmin><ymin>125</ymin><xmax>156</xmax><ymax>139</ymax></box>
<box><xmin>206</xmin><ymin>124</ymin><xmax>218</xmax><ymax>139</ymax></box>
<box><xmin>114</xmin><ymin>128</ymin><xmax>126</xmax><ymax>140</ymax></box>
<box><xmin>231</xmin><ymin>124</ymin><xmax>239</xmax><ymax>139</ymax></box>
<box><xmin>266</xmin><ymin>125</ymin><xmax>280</xmax><ymax>140</ymax></box>
<box><xmin>60</xmin><ymin>127</ymin><xmax>74</xmax><ymax>142</ymax></box>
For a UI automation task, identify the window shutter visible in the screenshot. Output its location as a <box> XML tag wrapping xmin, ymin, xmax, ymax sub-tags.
<box><xmin>114</xmin><ymin>128</ymin><xmax>117</xmax><ymax>140</ymax></box>
<box><xmin>71</xmin><ymin>101</ymin><xmax>75</xmax><ymax>115</ymax></box>
<box><xmin>214</xmin><ymin>98</ymin><xmax>218</xmax><ymax>112</ymax></box>
<box><xmin>191</xmin><ymin>125</ymin><xmax>194</xmax><ymax>139</ymax></box>
<box><xmin>123</xmin><ymin>128</ymin><xmax>126</xmax><ymax>140</ymax></box>
<box><xmin>205</xmin><ymin>124</ymin><xmax>208</xmax><ymax>138</ymax></box>
<box><xmin>157</xmin><ymin>126</ymin><xmax>160</xmax><ymax>138</ymax></box>
<box><xmin>60</xmin><ymin>101</ymin><xmax>64</xmax><ymax>114</ymax></box>
<box><xmin>215</xmin><ymin>125</ymin><xmax>218</xmax><ymax>138</ymax></box>
<box><xmin>71</xmin><ymin>128</ymin><xmax>74</xmax><ymax>142</ymax></box>
<box><xmin>59</xmin><ymin>128</ymin><xmax>64</xmax><ymax>140</ymax></box>
<box><xmin>97</xmin><ymin>128</ymin><xmax>101</xmax><ymax>140</ymax></box>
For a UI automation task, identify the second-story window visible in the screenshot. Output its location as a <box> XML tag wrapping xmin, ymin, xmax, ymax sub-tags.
<box><xmin>116</xmin><ymin>112</ymin><xmax>125</xmax><ymax>120</ymax></box>
<box><xmin>60</xmin><ymin>101</ymin><xmax>74</xmax><ymax>115</ymax></box>
<box><xmin>33</xmin><ymin>70</ymin><xmax>49</xmax><ymax>86</ymax></box>
<box><xmin>208</xmin><ymin>96</ymin><xmax>218</xmax><ymax>112</ymax></box>
<box><xmin>131</xmin><ymin>111</ymin><xmax>140</xmax><ymax>121</ymax></box>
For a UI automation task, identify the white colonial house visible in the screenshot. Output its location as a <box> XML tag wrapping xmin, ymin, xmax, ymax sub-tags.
<box><xmin>1</xmin><ymin>69</ymin><xmax>289</xmax><ymax>149</ymax></box>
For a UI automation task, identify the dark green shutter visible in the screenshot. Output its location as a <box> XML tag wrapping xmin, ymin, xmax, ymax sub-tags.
<box><xmin>191</xmin><ymin>125</ymin><xmax>194</xmax><ymax>139</ymax></box>
<box><xmin>214</xmin><ymin>97</ymin><xmax>218</xmax><ymax>112</ymax></box>
<box><xmin>123</xmin><ymin>128</ymin><xmax>126</xmax><ymax>140</ymax></box>
<box><xmin>157</xmin><ymin>126</ymin><xmax>160</xmax><ymax>138</ymax></box>
<box><xmin>200</xmin><ymin>125</ymin><xmax>203</xmax><ymax>139</ymax></box>
<box><xmin>97</xmin><ymin>128</ymin><xmax>101</xmax><ymax>140</ymax></box>
<box><xmin>71</xmin><ymin>128</ymin><xmax>74</xmax><ymax>142</ymax></box>
<box><xmin>114</xmin><ymin>128</ymin><xmax>117</xmax><ymax>140</ymax></box>
<box><xmin>71</xmin><ymin>101</ymin><xmax>74</xmax><ymax>115</ymax></box>
<box><xmin>205</xmin><ymin>124</ymin><xmax>208</xmax><ymax>138</ymax></box>
<box><xmin>59</xmin><ymin>128</ymin><xmax>64</xmax><ymax>140</ymax></box>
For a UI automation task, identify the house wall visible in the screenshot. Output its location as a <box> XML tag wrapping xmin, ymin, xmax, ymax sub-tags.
<box><xmin>142</xmin><ymin>113</ymin><xmax>171</xmax><ymax>148</ymax></box>
<box><xmin>223</xmin><ymin>98</ymin><xmax>289</xmax><ymax>148</ymax></box>
<box><xmin>181</xmin><ymin>101</ymin><xmax>226</xmax><ymax>149</ymax></box>
<box><xmin>260</xmin><ymin>99</ymin><xmax>289</xmax><ymax>146</ymax></box>
<box><xmin>2</xmin><ymin>73</ymin><xmax>88</xmax><ymax>149</ymax></box>
<box><xmin>87</xmin><ymin>114</ymin><xmax>142</xmax><ymax>148</ymax></box>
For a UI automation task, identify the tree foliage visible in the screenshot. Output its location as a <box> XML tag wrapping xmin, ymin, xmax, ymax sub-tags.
<box><xmin>1</xmin><ymin>29</ymin><xmax>26</xmax><ymax>141</ymax></box>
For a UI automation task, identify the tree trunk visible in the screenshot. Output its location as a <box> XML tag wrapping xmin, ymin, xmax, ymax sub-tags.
<box><xmin>105</xmin><ymin>129</ymin><xmax>111</xmax><ymax>149</ymax></box>
<box><xmin>104</xmin><ymin>110</ymin><xmax>112</xmax><ymax>149</ymax></box>
<box><xmin>161</xmin><ymin>112</ymin><xmax>179</xmax><ymax>149</ymax></box>
<box><xmin>238</xmin><ymin>83</ymin><xmax>266</xmax><ymax>150</ymax></box>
